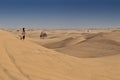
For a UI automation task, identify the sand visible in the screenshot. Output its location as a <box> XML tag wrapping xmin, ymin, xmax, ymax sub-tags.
<box><xmin>0</xmin><ymin>29</ymin><xmax>120</xmax><ymax>80</ymax></box>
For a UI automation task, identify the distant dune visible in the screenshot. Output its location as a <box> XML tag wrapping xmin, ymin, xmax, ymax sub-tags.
<box><xmin>2</xmin><ymin>29</ymin><xmax>120</xmax><ymax>80</ymax></box>
<box><xmin>25</xmin><ymin>29</ymin><xmax>120</xmax><ymax>58</ymax></box>
<box><xmin>55</xmin><ymin>32</ymin><xmax>120</xmax><ymax>58</ymax></box>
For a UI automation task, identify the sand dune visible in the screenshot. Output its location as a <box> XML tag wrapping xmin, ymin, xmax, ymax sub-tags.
<box><xmin>55</xmin><ymin>32</ymin><xmax>120</xmax><ymax>58</ymax></box>
<box><xmin>2</xmin><ymin>29</ymin><xmax>120</xmax><ymax>80</ymax></box>
<box><xmin>28</xmin><ymin>29</ymin><xmax>120</xmax><ymax>58</ymax></box>
<box><xmin>43</xmin><ymin>36</ymin><xmax>85</xmax><ymax>48</ymax></box>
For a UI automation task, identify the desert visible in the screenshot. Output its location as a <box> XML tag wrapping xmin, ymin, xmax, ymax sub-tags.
<box><xmin>0</xmin><ymin>28</ymin><xmax>120</xmax><ymax>80</ymax></box>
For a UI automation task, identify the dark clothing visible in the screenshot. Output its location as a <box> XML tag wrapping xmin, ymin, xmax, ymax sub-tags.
<box><xmin>23</xmin><ymin>35</ymin><xmax>25</xmax><ymax>40</ymax></box>
<box><xmin>22</xmin><ymin>28</ymin><xmax>26</xmax><ymax>40</ymax></box>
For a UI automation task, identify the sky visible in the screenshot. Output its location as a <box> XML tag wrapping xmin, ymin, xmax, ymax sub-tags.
<box><xmin>0</xmin><ymin>0</ymin><xmax>120</xmax><ymax>29</ymax></box>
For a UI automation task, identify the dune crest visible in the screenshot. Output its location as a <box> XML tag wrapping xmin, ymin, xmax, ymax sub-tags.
<box><xmin>29</xmin><ymin>30</ymin><xmax>120</xmax><ymax>58</ymax></box>
<box><xmin>1</xmin><ymin>29</ymin><xmax>120</xmax><ymax>80</ymax></box>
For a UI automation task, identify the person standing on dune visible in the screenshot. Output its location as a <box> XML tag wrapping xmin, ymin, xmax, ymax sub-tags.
<box><xmin>21</xmin><ymin>27</ymin><xmax>26</xmax><ymax>40</ymax></box>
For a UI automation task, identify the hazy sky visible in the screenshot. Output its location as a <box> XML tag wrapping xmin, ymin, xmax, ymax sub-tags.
<box><xmin>0</xmin><ymin>0</ymin><xmax>120</xmax><ymax>29</ymax></box>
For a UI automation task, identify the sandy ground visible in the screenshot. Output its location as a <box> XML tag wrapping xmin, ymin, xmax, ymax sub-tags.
<box><xmin>1</xmin><ymin>28</ymin><xmax>120</xmax><ymax>80</ymax></box>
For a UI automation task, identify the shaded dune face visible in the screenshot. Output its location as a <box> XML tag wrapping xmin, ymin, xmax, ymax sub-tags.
<box><xmin>58</xmin><ymin>39</ymin><xmax>120</xmax><ymax>58</ymax></box>
<box><xmin>42</xmin><ymin>31</ymin><xmax>120</xmax><ymax>58</ymax></box>
<box><xmin>10</xmin><ymin>29</ymin><xmax>120</xmax><ymax>58</ymax></box>
<box><xmin>43</xmin><ymin>37</ymin><xmax>75</xmax><ymax>48</ymax></box>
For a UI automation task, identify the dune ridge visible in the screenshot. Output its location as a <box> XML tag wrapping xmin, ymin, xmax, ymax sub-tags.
<box><xmin>39</xmin><ymin>31</ymin><xmax>120</xmax><ymax>58</ymax></box>
<box><xmin>1</xmin><ymin>29</ymin><xmax>120</xmax><ymax>80</ymax></box>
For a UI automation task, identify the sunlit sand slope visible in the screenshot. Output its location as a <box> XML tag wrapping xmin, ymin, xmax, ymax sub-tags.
<box><xmin>1</xmin><ymin>29</ymin><xmax>120</xmax><ymax>80</ymax></box>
